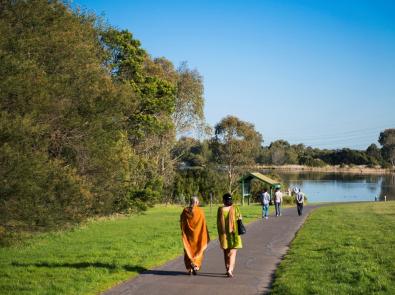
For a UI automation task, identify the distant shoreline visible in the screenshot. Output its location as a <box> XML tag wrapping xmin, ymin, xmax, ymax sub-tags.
<box><xmin>254</xmin><ymin>164</ymin><xmax>394</xmax><ymax>175</ymax></box>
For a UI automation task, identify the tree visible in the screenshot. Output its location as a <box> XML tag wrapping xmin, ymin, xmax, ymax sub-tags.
<box><xmin>100</xmin><ymin>28</ymin><xmax>177</xmax><ymax>205</ymax></box>
<box><xmin>0</xmin><ymin>0</ymin><xmax>210</xmax><ymax>240</ymax></box>
<box><xmin>211</xmin><ymin>116</ymin><xmax>262</xmax><ymax>193</ymax></box>
<box><xmin>318</xmin><ymin>148</ymin><xmax>370</xmax><ymax>165</ymax></box>
<box><xmin>171</xmin><ymin>168</ymin><xmax>227</xmax><ymax>204</ymax></box>
<box><xmin>0</xmin><ymin>0</ymin><xmax>128</xmax><ymax>232</ymax></box>
<box><xmin>143</xmin><ymin>57</ymin><xmax>207</xmax><ymax>200</ymax></box>
<box><xmin>366</xmin><ymin>144</ymin><xmax>382</xmax><ymax>165</ymax></box>
<box><xmin>268</xmin><ymin>140</ymin><xmax>290</xmax><ymax>165</ymax></box>
<box><xmin>379</xmin><ymin>129</ymin><xmax>395</xmax><ymax>166</ymax></box>
<box><xmin>101</xmin><ymin>32</ymin><xmax>207</xmax><ymax>198</ymax></box>
<box><xmin>145</xmin><ymin>58</ymin><xmax>208</xmax><ymax>183</ymax></box>
<box><xmin>145</xmin><ymin>58</ymin><xmax>206</xmax><ymax>137</ymax></box>
<box><xmin>172</xmin><ymin>137</ymin><xmax>206</xmax><ymax>167</ymax></box>
<box><xmin>255</xmin><ymin>146</ymin><xmax>271</xmax><ymax>164</ymax></box>
<box><xmin>0</xmin><ymin>112</ymin><xmax>92</xmax><ymax>233</ymax></box>
<box><xmin>173</xmin><ymin>62</ymin><xmax>205</xmax><ymax>136</ymax></box>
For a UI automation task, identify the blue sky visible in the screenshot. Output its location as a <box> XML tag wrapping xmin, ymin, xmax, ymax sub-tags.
<box><xmin>74</xmin><ymin>0</ymin><xmax>395</xmax><ymax>149</ymax></box>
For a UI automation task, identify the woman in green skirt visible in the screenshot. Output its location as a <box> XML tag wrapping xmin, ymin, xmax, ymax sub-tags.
<box><xmin>217</xmin><ymin>193</ymin><xmax>243</xmax><ymax>277</ymax></box>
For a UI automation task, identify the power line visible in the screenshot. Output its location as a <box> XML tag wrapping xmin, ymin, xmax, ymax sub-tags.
<box><xmin>277</xmin><ymin>124</ymin><xmax>393</xmax><ymax>141</ymax></box>
<box><xmin>270</xmin><ymin>123</ymin><xmax>395</xmax><ymax>147</ymax></box>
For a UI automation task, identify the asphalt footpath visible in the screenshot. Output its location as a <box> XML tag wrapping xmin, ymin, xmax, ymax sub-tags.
<box><xmin>103</xmin><ymin>205</ymin><xmax>320</xmax><ymax>295</ymax></box>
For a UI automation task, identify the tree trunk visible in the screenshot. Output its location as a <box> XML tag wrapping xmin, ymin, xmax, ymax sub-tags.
<box><xmin>228</xmin><ymin>165</ymin><xmax>232</xmax><ymax>193</ymax></box>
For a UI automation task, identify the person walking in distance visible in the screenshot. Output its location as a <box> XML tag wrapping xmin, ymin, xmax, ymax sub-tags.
<box><xmin>260</xmin><ymin>188</ymin><xmax>271</xmax><ymax>219</ymax></box>
<box><xmin>274</xmin><ymin>188</ymin><xmax>283</xmax><ymax>217</ymax></box>
<box><xmin>294</xmin><ymin>188</ymin><xmax>305</xmax><ymax>216</ymax></box>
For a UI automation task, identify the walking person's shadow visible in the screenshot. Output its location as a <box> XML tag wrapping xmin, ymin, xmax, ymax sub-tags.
<box><xmin>142</xmin><ymin>269</ymin><xmax>226</xmax><ymax>277</ymax></box>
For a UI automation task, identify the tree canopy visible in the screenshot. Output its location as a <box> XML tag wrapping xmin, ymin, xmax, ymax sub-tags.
<box><xmin>379</xmin><ymin>129</ymin><xmax>395</xmax><ymax>166</ymax></box>
<box><xmin>211</xmin><ymin>116</ymin><xmax>263</xmax><ymax>192</ymax></box>
<box><xmin>0</xmin><ymin>0</ymin><xmax>207</xmax><ymax>238</ymax></box>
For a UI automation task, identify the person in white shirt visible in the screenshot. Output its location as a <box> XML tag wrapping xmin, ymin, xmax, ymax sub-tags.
<box><xmin>274</xmin><ymin>188</ymin><xmax>283</xmax><ymax>216</ymax></box>
<box><xmin>294</xmin><ymin>187</ymin><xmax>305</xmax><ymax>216</ymax></box>
<box><xmin>260</xmin><ymin>188</ymin><xmax>271</xmax><ymax>219</ymax></box>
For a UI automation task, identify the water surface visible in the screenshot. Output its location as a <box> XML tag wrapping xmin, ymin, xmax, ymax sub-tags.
<box><xmin>271</xmin><ymin>172</ymin><xmax>395</xmax><ymax>203</ymax></box>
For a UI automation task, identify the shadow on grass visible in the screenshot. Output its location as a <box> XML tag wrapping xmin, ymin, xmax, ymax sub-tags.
<box><xmin>11</xmin><ymin>262</ymin><xmax>225</xmax><ymax>278</ymax></box>
<box><xmin>11</xmin><ymin>261</ymin><xmax>147</xmax><ymax>273</ymax></box>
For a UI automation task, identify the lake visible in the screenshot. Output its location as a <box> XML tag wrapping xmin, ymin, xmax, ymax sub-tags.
<box><xmin>271</xmin><ymin>171</ymin><xmax>395</xmax><ymax>203</ymax></box>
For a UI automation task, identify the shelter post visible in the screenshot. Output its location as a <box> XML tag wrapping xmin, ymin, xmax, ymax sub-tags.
<box><xmin>241</xmin><ymin>180</ymin><xmax>245</xmax><ymax>206</ymax></box>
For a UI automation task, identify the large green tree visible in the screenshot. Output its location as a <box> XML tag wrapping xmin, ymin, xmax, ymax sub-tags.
<box><xmin>101</xmin><ymin>29</ymin><xmax>207</xmax><ymax>200</ymax></box>
<box><xmin>366</xmin><ymin>143</ymin><xmax>382</xmax><ymax>165</ymax></box>
<box><xmin>100</xmin><ymin>28</ymin><xmax>177</xmax><ymax>204</ymax></box>
<box><xmin>0</xmin><ymin>0</ymin><xmax>208</xmax><ymax>239</ymax></box>
<box><xmin>211</xmin><ymin>116</ymin><xmax>262</xmax><ymax>193</ymax></box>
<box><xmin>268</xmin><ymin>140</ymin><xmax>291</xmax><ymax>165</ymax></box>
<box><xmin>0</xmin><ymin>0</ymin><xmax>133</xmax><ymax>233</ymax></box>
<box><xmin>379</xmin><ymin>129</ymin><xmax>395</xmax><ymax>166</ymax></box>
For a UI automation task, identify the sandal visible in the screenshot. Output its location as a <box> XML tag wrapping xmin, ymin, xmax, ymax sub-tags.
<box><xmin>191</xmin><ymin>263</ymin><xmax>199</xmax><ymax>275</ymax></box>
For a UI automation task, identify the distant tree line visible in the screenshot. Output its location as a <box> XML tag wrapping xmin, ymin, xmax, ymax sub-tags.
<box><xmin>175</xmin><ymin>130</ymin><xmax>395</xmax><ymax>170</ymax></box>
<box><xmin>255</xmin><ymin>136</ymin><xmax>394</xmax><ymax>168</ymax></box>
<box><xmin>1</xmin><ymin>0</ymin><xmax>394</xmax><ymax>241</ymax></box>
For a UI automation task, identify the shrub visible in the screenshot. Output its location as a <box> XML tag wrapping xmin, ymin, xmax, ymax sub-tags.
<box><xmin>280</xmin><ymin>195</ymin><xmax>308</xmax><ymax>205</ymax></box>
<box><xmin>0</xmin><ymin>114</ymin><xmax>93</xmax><ymax>240</ymax></box>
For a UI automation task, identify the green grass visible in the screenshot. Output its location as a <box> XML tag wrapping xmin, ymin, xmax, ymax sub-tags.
<box><xmin>0</xmin><ymin>204</ymin><xmax>262</xmax><ymax>295</ymax></box>
<box><xmin>272</xmin><ymin>202</ymin><xmax>395</xmax><ymax>295</ymax></box>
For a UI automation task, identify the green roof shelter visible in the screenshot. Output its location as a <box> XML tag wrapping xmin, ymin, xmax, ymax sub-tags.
<box><xmin>239</xmin><ymin>172</ymin><xmax>281</xmax><ymax>205</ymax></box>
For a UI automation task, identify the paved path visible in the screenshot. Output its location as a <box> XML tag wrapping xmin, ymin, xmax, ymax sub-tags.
<box><xmin>104</xmin><ymin>205</ymin><xmax>320</xmax><ymax>295</ymax></box>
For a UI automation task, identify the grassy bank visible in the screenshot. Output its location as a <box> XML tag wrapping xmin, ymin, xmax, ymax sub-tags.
<box><xmin>0</xmin><ymin>204</ymin><xmax>261</xmax><ymax>295</ymax></box>
<box><xmin>272</xmin><ymin>202</ymin><xmax>395</xmax><ymax>294</ymax></box>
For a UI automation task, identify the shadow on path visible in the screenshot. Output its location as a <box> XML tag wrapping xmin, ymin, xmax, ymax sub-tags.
<box><xmin>142</xmin><ymin>270</ymin><xmax>226</xmax><ymax>278</ymax></box>
<box><xmin>142</xmin><ymin>270</ymin><xmax>187</xmax><ymax>276</ymax></box>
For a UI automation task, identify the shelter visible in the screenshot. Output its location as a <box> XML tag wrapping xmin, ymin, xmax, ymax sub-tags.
<box><xmin>239</xmin><ymin>172</ymin><xmax>281</xmax><ymax>205</ymax></box>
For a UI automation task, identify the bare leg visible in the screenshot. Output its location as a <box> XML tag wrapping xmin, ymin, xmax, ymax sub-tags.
<box><xmin>223</xmin><ymin>249</ymin><xmax>230</xmax><ymax>272</ymax></box>
<box><xmin>228</xmin><ymin>249</ymin><xmax>237</xmax><ymax>275</ymax></box>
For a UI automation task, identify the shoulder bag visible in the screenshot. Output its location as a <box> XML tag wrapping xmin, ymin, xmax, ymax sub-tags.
<box><xmin>237</xmin><ymin>219</ymin><xmax>246</xmax><ymax>235</ymax></box>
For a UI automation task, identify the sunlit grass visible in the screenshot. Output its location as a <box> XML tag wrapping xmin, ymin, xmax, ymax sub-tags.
<box><xmin>0</xmin><ymin>203</ymin><xmax>262</xmax><ymax>295</ymax></box>
<box><xmin>271</xmin><ymin>202</ymin><xmax>395</xmax><ymax>295</ymax></box>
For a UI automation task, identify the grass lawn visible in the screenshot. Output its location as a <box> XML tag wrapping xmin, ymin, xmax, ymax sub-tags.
<box><xmin>271</xmin><ymin>202</ymin><xmax>395</xmax><ymax>295</ymax></box>
<box><xmin>0</xmin><ymin>203</ymin><xmax>262</xmax><ymax>295</ymax></box>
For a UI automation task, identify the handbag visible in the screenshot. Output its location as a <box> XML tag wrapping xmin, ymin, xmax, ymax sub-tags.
<box><xmin>237</xmin><ymin>219</ymin><xmax>246</xmax><ymax>235</ymax></box>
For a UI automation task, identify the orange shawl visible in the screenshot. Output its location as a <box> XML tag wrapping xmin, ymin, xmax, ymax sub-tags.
<box><xmin>180</xmin><ymin>205</ymin><xmax>210</xmax><ymax>263</ymax></box>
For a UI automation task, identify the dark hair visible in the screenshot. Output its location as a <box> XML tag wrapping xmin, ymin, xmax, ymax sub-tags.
<box><xmin>222</xmin><ymin>193</ymin><xmax>233</xmax><ymax>206</ymax></box>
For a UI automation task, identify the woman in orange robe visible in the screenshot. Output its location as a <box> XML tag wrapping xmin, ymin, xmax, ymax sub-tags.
<box><xmin>180</xmin><ymin>196</ymin><xmax>210</xmax><ymax>275</ymax></box>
